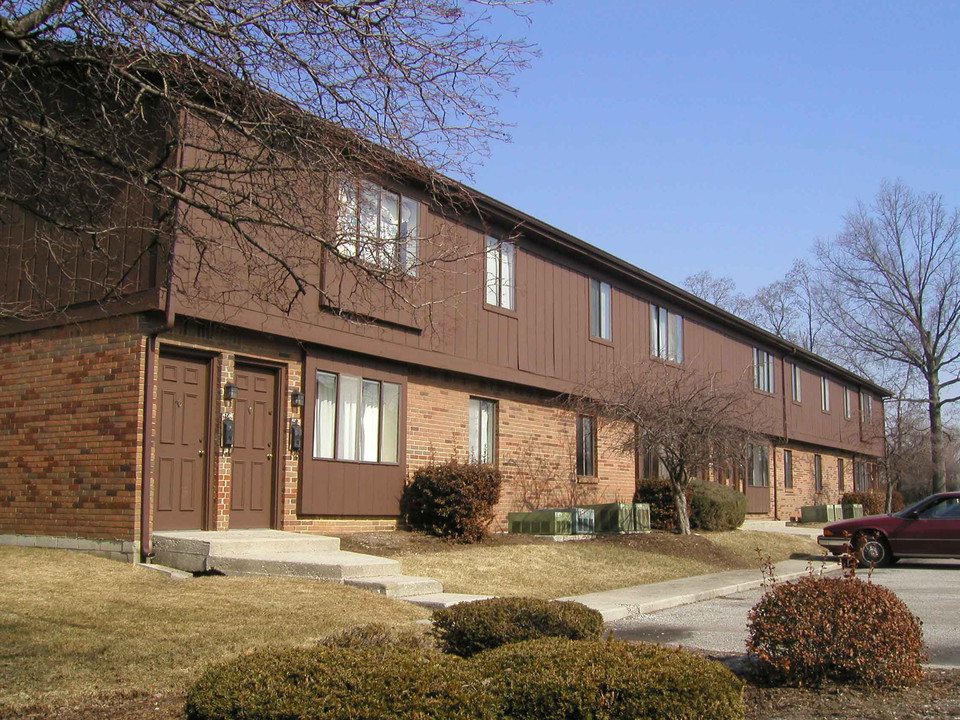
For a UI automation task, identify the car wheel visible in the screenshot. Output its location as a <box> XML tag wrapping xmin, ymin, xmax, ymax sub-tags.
<box><xmin>854</xmin><ymin>532</ymin><xmax>893</xmax><ymax>568</ymax></box>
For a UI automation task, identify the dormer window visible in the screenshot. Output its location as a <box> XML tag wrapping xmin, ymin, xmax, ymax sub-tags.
<box><xmin>337</xmin><ymin>179</ymin><xmax>419</xmax><ymax>274</ymax></box>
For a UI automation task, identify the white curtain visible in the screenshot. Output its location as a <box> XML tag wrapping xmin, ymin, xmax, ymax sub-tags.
<box><xmin>379</xmin><ymin>189</ymin><xmax>400</xmax><ymax>268</ymax></box>
<box><xmin>337</xmin><ymin>183</ymin><xmax>358</xmax><ymax>257</ymax></box>
<box><xmin>501</xmin><ymin>241</ymin><xmax>515</xmax><ymax>310</ymax></box>
<box><xmin>485</xmin><ymin>236</ymin><xmax>499</xmax><ymax>306</ymax></box>
<box><xmin>315</xmin><ymin>372</ymin><xmax>337</xmax><ymax>459</ymax></box>
<box><xmin>400</xmin><ymin>197</ymin><xmax>419</xmax><ymax>274</ymax></box>
<box><xmin>358</xmin><ymin>183</ymin><xmax>380</xmax><ymax>265</ymax></box>
<box><xmin>380</xmin><ymin>382</ymin><xmax>400</xmax><ymax>463</ymax></box>
<box><xmin>337</xmin><ymin>375</ymin><xmax>360</xmax><ymax>461</ymax></box>
<box><xmin>359</xmin><ymin>380</ymin><xmax>381</xmax><ymax>462</ymax></box>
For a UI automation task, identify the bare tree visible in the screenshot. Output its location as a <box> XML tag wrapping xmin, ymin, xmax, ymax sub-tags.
<box><xmin>750</xmin><ymin>277</ymin><xmax>798</xmax><ymax>340</ymax></box>
<box><xmin>575</xmin><ymin>363</ymin><xmax>760</xmax><ymax>534</ymax></box>
<box><xmin>682</xmin><ymin>270</ymin><xmax>752</xmax><ymax>317</ymax></box>
<box><xmin>817</xmin><ymin>181</ymin><xmax>960</xmax><ymax>495</ymax></box>
<box><xmin>0</xmin><ymin>1</ymin><xmax>540</xmax><ymax>320</ymax></box>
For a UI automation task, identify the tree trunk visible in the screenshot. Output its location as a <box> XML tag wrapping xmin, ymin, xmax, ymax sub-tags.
<box><xmin>672</xmin><ymin>480</ymin><xmax>691</xmax><ymax>535</ymax></box>
<box><xmin>928</xmin><ymin>370</ymin><xmax>946</xmax><ymax>494</ymax></box>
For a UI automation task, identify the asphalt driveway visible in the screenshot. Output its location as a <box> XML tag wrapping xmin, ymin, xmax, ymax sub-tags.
<box><xmin>611</xmin><ymin>559</ymin><xmax>960</xmax><ymax>667</ymax></box>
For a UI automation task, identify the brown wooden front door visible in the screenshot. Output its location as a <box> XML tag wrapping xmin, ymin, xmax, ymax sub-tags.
<box><xmin>230</xmin><ymin>364</ymin><xmax>278</xmax><ymax>529</ymax></box>
<box><xmin>155</xmin><ymin>355</ymin><xmax>210</xmax><ymax>531</ymax></box>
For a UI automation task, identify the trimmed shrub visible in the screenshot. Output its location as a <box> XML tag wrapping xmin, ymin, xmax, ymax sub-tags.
<box><xmin>634</xmin><ymin>477</ymin><xmax>691</xmax><ymax>531</ymax></box>
<box><xmin>400</xmin><ymin>460</ymin><xmax>502</xmax><ymax>542</ymax></box>
<box><xmin>432</xmin><ymin>597</ymin><xmax>604</xmax><ymax>658</ymax></box>
<box><xmin>472</xmin><ymin>637</ymin><xmax>745</xmax><ymax>720</ymax></box>
<box><xmin>841</xmin><ymin>489</ymin><xmax>904</xmax><ymax>515</ymax></box>
<box><xmin>747</xmin><ymin>574</ymin><xmax>925</xmax><ymax>687</ymax></box>
<box><xmin>185</xmin><ymin>645</ymin><xmax>494</xmax><ymax>720</ymax></box>
<box><xmin>690</xmin><ymin>479</ymin><xmax>747</xmax><ymax>531</ymax></box>
<box><xmin>319</xmin><ymin>622</ymin><xmax>434</xmax><ymax>651</ymax></box>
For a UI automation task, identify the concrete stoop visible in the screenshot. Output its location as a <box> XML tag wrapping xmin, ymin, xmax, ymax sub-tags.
<box><xmin>151</xmin><ymin>529</ymin><xmax>443</xmax><ymax>599</ymax></box>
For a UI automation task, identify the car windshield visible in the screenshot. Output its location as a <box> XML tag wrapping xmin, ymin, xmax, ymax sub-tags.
<box><xmin>895</xmin><ymin>498</ymin><xmax>933</xmax><ymax>518</ymax></box>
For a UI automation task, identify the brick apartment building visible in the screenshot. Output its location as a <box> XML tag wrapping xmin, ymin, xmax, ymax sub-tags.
<box><xmin>0</xmin><ymin>104</ymin><xmax>886</xmax><ymax>561</ymax></box>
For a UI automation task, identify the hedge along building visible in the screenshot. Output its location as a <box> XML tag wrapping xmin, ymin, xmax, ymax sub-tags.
<box><xmin>0</xmin><ymin>91</ymin><xmax>887</xmax><ymax>561</ymax></box>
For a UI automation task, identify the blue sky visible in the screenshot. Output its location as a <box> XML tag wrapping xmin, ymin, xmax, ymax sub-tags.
<box><xmin>460</xmin><ymin>1</ymin><xmax>960</xmax><ymax>295</ymax></box>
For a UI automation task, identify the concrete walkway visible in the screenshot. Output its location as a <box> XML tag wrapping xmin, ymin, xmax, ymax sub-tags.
<box><xmin>741</xmin><ymin>518</ymin><xmax>824</xmax><ymax>538</ymax></box>
<box><xmin>560</xmin><ymin>558</ymin><xmax>840</xmax><ymax>621</ymax></box>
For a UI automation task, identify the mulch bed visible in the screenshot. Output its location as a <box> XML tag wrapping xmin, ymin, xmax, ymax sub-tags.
<box><xmin>7</xmin><ymin>668</ymin><xmax>959</xmax><ymax>720</ymax></box>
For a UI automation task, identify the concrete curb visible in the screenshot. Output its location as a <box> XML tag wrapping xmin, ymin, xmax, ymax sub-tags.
<box><xmin>562</xmin><ymin>559</ymin><xmax>842</xmax><ymax>622</ymax></box>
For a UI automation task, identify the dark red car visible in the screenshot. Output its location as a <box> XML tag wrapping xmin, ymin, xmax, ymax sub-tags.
<box><xmin>818</xmin><ymin>492</ymin><xmax>960</xmax><ymax>567</ymax></box>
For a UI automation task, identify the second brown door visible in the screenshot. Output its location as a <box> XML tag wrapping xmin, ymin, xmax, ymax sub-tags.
<box><xmin>230</xmin><ymin>364</ymin><xmax>278</xmax><ymax>529</ymax></box>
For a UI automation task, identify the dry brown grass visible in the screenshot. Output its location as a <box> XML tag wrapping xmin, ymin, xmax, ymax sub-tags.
<box><xmin>0</xmin><ymin>547</ymin><xmax>428</xmax><ymax>710</ymax></box>
<box><xmin>397</xmin><ymin>531</ymin><xmax>821</xmax><ymax>598</ymax></box>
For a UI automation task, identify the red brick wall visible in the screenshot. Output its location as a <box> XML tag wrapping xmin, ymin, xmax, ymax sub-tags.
<box><xmin>773</xmin><ymin>445</ymin><xmax>855</xmax><ymax>521</ymax></box>
<box><xmin>406</xmin><ymin>379</ymin><xmax>636</xmax><ymax>531</ymax></box>
<box><xmin>0</xmin><ymin>317</ymin><xmax>145</xmax><ymax>541</ymax></box>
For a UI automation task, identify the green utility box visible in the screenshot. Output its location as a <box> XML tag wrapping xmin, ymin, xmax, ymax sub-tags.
<box><xmin>568</xmin><ymin>507</ymin><xmax>596</xmax><ymax>535</ymax></box>
<box><xmin>507</xmin><ymin>509</ymin><xmax>573</xmax><ymax>536</ymax></box>
<box><xmin>800</xmin><ymin>504</ymin><xmax>843</xmax><ymax>523</ymax></box>
<box><xmin>842</xmin><ymin>503</ymin><xmax>864</xmax><ymax>519</ymax></box>
<box><xmin>633</xmin><ymin>502</ymin><xmax>651</xmax><ymax>532</ymax></box>
<box><xmin>583</xmin><ymin>502</ymin><xmax>636</xmax><ymax>534</ymax></box>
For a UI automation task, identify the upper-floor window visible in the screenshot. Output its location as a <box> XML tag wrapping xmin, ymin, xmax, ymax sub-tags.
<box><xmin>314</xmin><ymin>371</ymin><xmax>400</xmax><ymax>463</ymax></box>
<box><xmin>791</xmin><ymin>364</ymin><xmax>802</xmax><ymax>403</ymax></box>
<box><xmin>821</xmin><ymin>376</ymin><xmax>831</xmax><ymax>412</ymax></box>
<box><xmin>861</xmin><ymin>393</ymin><xmax>874</xmax><ymax>423</ymax></box>
<box><xmin>843</xmin><ymin>387</ymin><xmax>851</xmax><ymax>419</ymax></box>
<box><xmin>589</xmin><ymin>279</ymin><xmax>612</xmax><ymax>341</ymax></box>
<box><xmin>485</xmin><ymin>237</ymin><xmax>515</xmax><ymax>310</ymax></box>
<box><xmin>337</xmin><ymin>179</ymin><xmax>419</xmax><ymax>274</ymax></box>
<box><xmin>576</xmin><ymin>415</ymin><xmax>597</xmax><ymax>477</ymax></box>
<box><xmin>469</xmin><ymin>397</ymin><xmax>497</xmax><ymax>464</ymax></box>
<box><xmin>753</xmin><ymin>349</ymin><xmax>775</xmax><ymax>393</ymax></box>
<box><xmin>651</xmin><ymin>305</ymin><xmax>683</xmax><ymax>363</ymax></box>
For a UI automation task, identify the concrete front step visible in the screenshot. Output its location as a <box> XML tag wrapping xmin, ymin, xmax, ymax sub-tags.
<box><xmin>345</xmin><ymin>575</ymin><xmax>444</xmax><ymax>598</ymax></box>
<box><xmin>154</xmin><ymin>529</ymin><xmax>340</xmax><ymax>558</ymax></box>
<box><xmin>406</xmin><ymin>593</ymin><xmax>495</xmax><ymax>609</ymax></box>
<box><xmin>208</xmin><ymin>550</ymin><xmax>402</xmax><ymax>581</ymax></box>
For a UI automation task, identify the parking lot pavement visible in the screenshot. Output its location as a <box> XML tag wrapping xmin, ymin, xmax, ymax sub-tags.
<box><xmin>610</xmin><ymin>559</ymin><xmax>960</xmax><ymax>667</ymax></box>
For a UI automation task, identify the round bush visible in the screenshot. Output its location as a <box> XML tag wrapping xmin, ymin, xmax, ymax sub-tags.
<box><xmin>400</xmin><ymin>460</ymin><xmax>502</xmax><ymax>542</ymax></box>
<box><xmin>432</xmin><ymin>597</ymin><xmax>604</xmax><ymax>658</ymax></box>
<box><xmin>841</xmin><ymin>489</ymin><xmax>904</xmax><ymax>515</ymax></box>
<box><xmin>690</xmin><ymin>480</ymin><xmax>746</xmax><ymax>531</ymax></box>
<box><xmin>472</xmin><ymin>637</ymin><xmax>745</xmax><ymax>720</ymax></box>
<box><xmin>185</xmin><ymin>646</ymin><xmax>494</xmax><ymax>720</ymax></box>
<box><xmin>634</xmin><ymin>478</ymin><xmax>691</xmax><ymax>531</ymax></box>
<box><xmin>747</xmin><ymin>575</ymin><xmax>925</xmax><ymax>687</ymax></box>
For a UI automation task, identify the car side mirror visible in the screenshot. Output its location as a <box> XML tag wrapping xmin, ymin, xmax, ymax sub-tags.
<box><xmin>904</xmin><ymin>510</ymin><xmax>919</xmax><ymax>520</ymax></box>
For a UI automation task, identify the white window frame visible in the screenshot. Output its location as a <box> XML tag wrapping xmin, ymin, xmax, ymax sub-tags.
<box><xmin>313</xmin><ymin>370</ymin><xmax>401</xmax><ymax>464</ymax></box>
<box><xmin>468</xmin><ymin>397</ymin><xmax>497</xmax><ymax>464</ymax></box>
<box><xmin>650</xmin><ymin>304</ymin><xmax>684</xmax><ymax>363</ymax></box>
<box><xmin>843</xmin><ymin>387</ymin><xmax>851</xmax><ymax>419</ymax></box>
<box><xmin>337</xmin><ymin>179</ymin><xmax>419</xmax><ymax>274</ymax></box>
<box><xmin>861</xmin><ymin>392</ymin><xmax>874</xmax><ymax>423</ymax></box>
<box><xmin>791</xmin><ymin>364</ymin><xmax>802</xmax><ymax>403</ymax></box>
<box><xmin>484</xmin><ymin>237</ymin><xmax>516</xmax><ymax>310</ymax></box>
<box><xmin>753</xmin><ymin>349</ymin><xmax>775</xmax><ymax>393</ymax></box>
<box><xmin>821</xmin><ymin>376</ymin><xmax>831</xmax><ymax>412</ymax></box>
<box><xmin>589</xmin><ymin>279</ymin><xmax>612</xmax><ymax>341</ymax></box>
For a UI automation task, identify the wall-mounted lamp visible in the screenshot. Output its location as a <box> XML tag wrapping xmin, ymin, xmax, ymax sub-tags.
<box><xmin>223</xmin><ymin>383</ymin><xmax>238</xmax><ymax>401</ymax></box>
<box><xmin>290</xmin><ymin>390</ymin><xmax>305</xmax><ymax>408</ymax></box>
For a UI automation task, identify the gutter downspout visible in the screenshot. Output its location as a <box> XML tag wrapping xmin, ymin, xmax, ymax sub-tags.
<box><xmin>140</xmin><ymin>281</ymin><xmax>175</xmax><ymax>562</ymax></box>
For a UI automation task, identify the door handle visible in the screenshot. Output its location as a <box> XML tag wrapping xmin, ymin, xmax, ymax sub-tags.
<box><xmin>267</xmin><ymin>453</ymin><xmax>273</xmax><ymax>460</ymax></box>
<box><xmin>198</xmin><ymin>449</ymin><xmax>205</xmax><ymax>457</ymax></box>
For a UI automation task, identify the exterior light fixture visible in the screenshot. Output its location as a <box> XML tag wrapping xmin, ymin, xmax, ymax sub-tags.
<box><xmin>223</xmin><ymin>383</ymin><xmax>239</xmax><ymax>401</ymax></box>
<box><xmin>291</xmin><ymin>390</ymin><xmax>305</xmax><ymax>407</ymax></box>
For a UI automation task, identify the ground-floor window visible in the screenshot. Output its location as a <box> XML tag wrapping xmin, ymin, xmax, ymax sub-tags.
<box><xmin>577</xmin><ymin>415</ymin><xmax>597</xmax><ymax>477</ymax></box>
<box><xmin>748</xmin><ymin>445</ymin><xmax>769</xmax><ymax>487</ymax></box>
<box><xmin>783</xmin><ymin>449</ymin><xmax>793</xmax><ymax>489</ymax></box>
<box><xmin>814</xmin><ymin>454</ymin><xmax>823</xmax><ymax>492</ymax></box>
<box><xmin>838</xmin><ymin>458</ymin><xmax>845</xmax><ymax>492</ymax></box>
<box><xmin>314</xmin><ymin>371</ymin><xmax>400</xmax><ymax>463</ymax></box>
<box><xmin>854</xmin><ymin>460</ymin><xmax>872</xmax><ymax>491</ymax></box>
<box><xmin>469</xmin><ymin>397</ymin><xmax>497</xmax><ymax>464</ymax></box>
